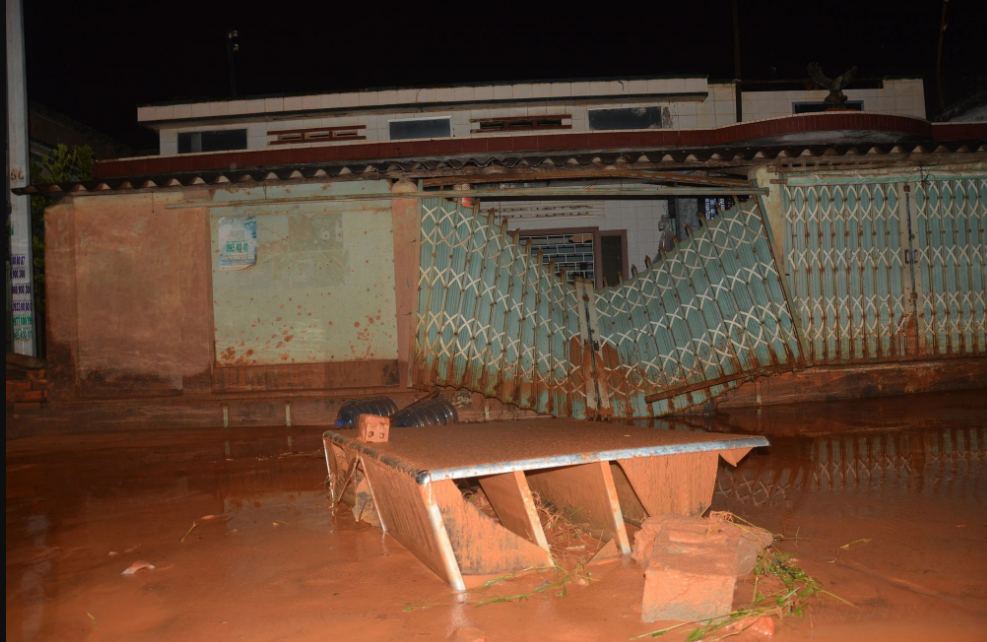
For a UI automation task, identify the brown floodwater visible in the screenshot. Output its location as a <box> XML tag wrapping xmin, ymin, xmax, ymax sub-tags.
<box><xmin>6</xmin><ymin>390</ymin><xmax>987</xmax><ymax>641</ymax></box>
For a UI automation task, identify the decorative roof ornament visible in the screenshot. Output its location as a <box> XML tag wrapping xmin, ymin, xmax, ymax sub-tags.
<box><xmin>808</xmin><ymin>63</ymin><xmax>858</xmax><ymax>109</ymax></box>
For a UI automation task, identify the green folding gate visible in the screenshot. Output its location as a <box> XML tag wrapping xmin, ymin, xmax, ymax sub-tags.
<box><xmin>912</xmin><ymin>177</ymin><xmax>987</xmax><ymax>357</ymax></box>
<box><xmin>784</xmin><ymin>173</ymin><xmax>986</xmax><ymax>364</ymax></box>
<box><xmin>593</xmin><ymin>199</ymin><xmax>804</xmax><ymax>417</ymax></box>
<box><xmin>414</xmin><ymin>198</ymin><xmax>594</xmax><ymax>419</ymax></box>
<box><xmin>414</xmin><ymin>197</ymin><xmax>804</xmax><ymax>419</ymax></box>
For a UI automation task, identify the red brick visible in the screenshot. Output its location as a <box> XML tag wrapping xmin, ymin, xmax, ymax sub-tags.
<box><xmin>642</xmin><ymin>546</ymin><xmax>737</xmax><ymax>623</ymax></box>
<box><xmin>357</xmin><ymin>414</ymin><xmax>390</xmax><ymax>443</ymax></box>
<box><xmin>13</xmin><ymin>390</ymin><xmax>45</xmax><ymax>404</ymax></box>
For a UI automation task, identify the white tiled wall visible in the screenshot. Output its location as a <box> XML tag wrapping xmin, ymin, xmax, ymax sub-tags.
<box><xmin>153</xmin><ymin>78</ymin><xmax>926</xmax><ymax>154</ymax></box>
<box><xmin>140</xmin><ymin>77</ymin><xmax>710</xmax><ymax>124</ymax></box>
<box><xmin>489</xmin><ymin>199</ymin><xmax>670</xmax><ymax>274</ymax></box>
<box><xmin>740</xmin><ymin>79</ymin><xmax>926</xmax><ymax>121</ymax></box>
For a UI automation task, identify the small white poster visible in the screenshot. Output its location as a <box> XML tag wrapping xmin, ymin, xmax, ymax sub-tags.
<box><xmin>218</xmin><ymin>217</ymin><xmax>257</xmax><ymax>271</ymax></box>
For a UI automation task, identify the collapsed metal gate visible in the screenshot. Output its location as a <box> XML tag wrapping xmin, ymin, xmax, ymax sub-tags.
<box><xmin>414</xmin><ymin>197</ymin><xmax>804</xmax><ymax>419</ymax></box>
<box><xmin>783</xmin><ymin>174</ymin><xmax>986</xmax><ymax>363</ymax></box>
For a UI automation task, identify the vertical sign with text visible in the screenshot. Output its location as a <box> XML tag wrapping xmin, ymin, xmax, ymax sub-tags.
<box><xmin>10</xmin><ymin>253</ymin><xmax>33</xmax><ymax>345</ymax></box>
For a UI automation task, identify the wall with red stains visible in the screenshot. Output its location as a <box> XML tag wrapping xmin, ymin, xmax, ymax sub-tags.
<box><xmin>208</xmin><ymin>182</ymin><xmax>398</xmax><ymax>368</ymax></box>
<box><xmin>44</xmin><ymin>180</ymin><xmax>405</xmax><ymax>403</ymax></box>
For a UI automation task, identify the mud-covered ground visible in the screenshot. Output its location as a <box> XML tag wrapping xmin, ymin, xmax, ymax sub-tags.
<box><xmin>6</xmin><ymin>390</ymin><xmax>987</xmax><ymax>641</ymax></box>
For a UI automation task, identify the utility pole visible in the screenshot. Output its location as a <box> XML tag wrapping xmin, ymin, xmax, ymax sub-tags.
<box><xmin>7</xmin><ymin>0</ymin><xmax>36</xmax><ymax>356</ymax></box>
<box><xmin>732</xmin><ymin>0</ymin><xmax>743</xmax><ymax>122</ymax></box>
<box><xmin>227</xmin><ymin>29</ymin><xmax>239</xmax><ymax>97</ymax></box>
<box><xmin>936</xmin><ymin>0</ymin><xmax>949</xmax><ymax>111</ymax></box>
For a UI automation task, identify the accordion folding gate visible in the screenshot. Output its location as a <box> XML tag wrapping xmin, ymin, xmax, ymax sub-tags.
<box><xmin>350</xmin><ymin>172</ymin><xmax>982</xmax><ymax>587</ymax></box>
<box><xmin>414</xmin><ymin>196</ymin><xmax>805</xmax><ymax>420</ymax></box>
<box><xmin>783</xmin><ymin>173</ymin><xmax>985</xmax><ymax>364</ymax></box>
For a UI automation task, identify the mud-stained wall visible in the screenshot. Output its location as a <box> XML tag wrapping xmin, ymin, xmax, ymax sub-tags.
<box><xmin>43</xmin><ymin>180</ymin><xmax>408</xmax><ymax>403</ymax></box>
<box><xmin>209</xmin><ymin>182</ymin><xmax>398</xmax><ymax>367</ymax></box>
<box><xmin>66</xmin><ymin>193</ymin><xmax>214</xmax><ymax>398</ymax></box>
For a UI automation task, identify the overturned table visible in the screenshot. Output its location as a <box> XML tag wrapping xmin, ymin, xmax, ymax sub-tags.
<box><xmin>324</xmin><ymin>420</ymin><xmax>768</xmax><ymax>591</ymax></box>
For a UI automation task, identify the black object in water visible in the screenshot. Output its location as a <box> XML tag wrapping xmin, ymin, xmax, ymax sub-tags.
<box><xmin>392</xmin><ymin>398</ymin><xmax>459</xmax><ymax>428</ymax></box>
<box><xmin>335</xmin><ymin>397</ymin><xmax>398</xmax><ymax>428</ymax></box>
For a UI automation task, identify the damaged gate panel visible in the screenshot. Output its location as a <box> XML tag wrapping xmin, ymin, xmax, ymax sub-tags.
<box><xmin>416</xmin><ymin>198</ymin><xmax>592</xmax><ymax>418</ymax></box>
<box><xmin>415</xmin><ymin>197</ymin><xmax>803</xmax><ymax>418</ymax></box>
<box><xmin>595</xmin><ymin>199</ymin><xmax>804</xmax><ymax>418</ymax></box>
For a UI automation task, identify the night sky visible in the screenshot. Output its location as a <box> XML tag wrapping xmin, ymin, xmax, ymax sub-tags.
<box><xmin>22</xmin><ymin>0</ymin><xmax>986</xmax><ymax>152</ymax></box>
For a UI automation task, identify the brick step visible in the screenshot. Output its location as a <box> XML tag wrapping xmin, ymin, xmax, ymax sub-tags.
<box><xmin>27</xmin><ymin>369</ymin><xmax>47</xmax><ymax>381</ymax></box>
<box><xmin>6</xmin><ymin>378</ymin><xmax>48</xmax><ymax>404</ymax></box>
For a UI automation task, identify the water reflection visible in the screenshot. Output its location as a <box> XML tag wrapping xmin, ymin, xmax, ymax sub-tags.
<box><xmin>716</xmin><ymin>427</ymin><xmax>986</xmax><ymax>506</ymax></box>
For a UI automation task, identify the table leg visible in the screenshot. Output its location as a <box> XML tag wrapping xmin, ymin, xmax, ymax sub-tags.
<box><xmin>526</xmin><ymin>461</ymin><xmax>631</xmax><ymax>554</ymax></box>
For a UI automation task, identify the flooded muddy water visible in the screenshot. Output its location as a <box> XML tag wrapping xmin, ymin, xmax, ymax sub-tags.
<box><xmin>6</xmin><ymin>390</ymin><xmax>987</xmax><ymax>641</ymax></box>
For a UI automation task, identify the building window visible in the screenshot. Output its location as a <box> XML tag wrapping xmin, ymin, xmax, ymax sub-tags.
<box><xmin>793</xmin><ymin>101</ymin><xmax>864</xmax><ymax>114</ymax></box>
<box><xmin>588</xmin><ymin>107</ymin><xmax>667</xmax><ymax>131</ymax></box>
<box><xmin>519</xmin><ymin>231</ymin><xmax>597</xmax><ymax>285</ymax></box>
<box><xmin>270</xmin><ymin>126</ymin><xmax>366</xmax><ymax>145</ymax></box>
<box><xmin>177</xmin><ymin>129</ymin><xmax>248</xmax><ymax>154</ymax></box>
<box><xmin>473</xmin><ymin>115</ymin><xmax>572</xmax><ymax>133</ymax></box>
<box><xmin>512</xmin><ymin>228</ymin><xmax>627</xmax><ymax>288</ymax></box>
<box><xmin>388</xmin><ymin>117</ymin><xmax>452</xmax><ymax>141</ymax></box>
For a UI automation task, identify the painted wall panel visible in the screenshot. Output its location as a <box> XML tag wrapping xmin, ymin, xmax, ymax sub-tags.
<box><xmin>211</xmin><ymin>184</ymin><xmax>398</xmax><ymax>367</ymax></box>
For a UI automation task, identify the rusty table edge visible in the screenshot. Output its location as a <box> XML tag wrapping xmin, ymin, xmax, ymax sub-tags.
<box><xmin>323</xmin><ymin>431</ymin><xmax>770</xmax><ymax>485</ymax></box>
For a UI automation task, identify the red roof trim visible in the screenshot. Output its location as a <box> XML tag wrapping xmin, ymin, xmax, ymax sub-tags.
<box><xmin>94</xmin><ymin>114</ymin><xmax>987</xmax><ymax>179</ymax></box>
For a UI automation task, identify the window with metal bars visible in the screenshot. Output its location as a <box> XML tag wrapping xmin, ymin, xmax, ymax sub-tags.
<box><xmin>269</xmin><ymin>126</ymin><xmax>366</xmax><ymax>145</ymax></box>
<box><xmin>473</xmin><ymin>115</ymin><xmax>572</xmax><ymax>133</ymax></box>
<box><xmin>518</xmin><ymin>231</ymin><xmax>596</xmax><ymax>284</ymax></box>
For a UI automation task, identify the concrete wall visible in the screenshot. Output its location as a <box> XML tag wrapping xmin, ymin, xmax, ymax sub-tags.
<box><xmin>44</xmin><ymin>180</ymin><xmax>418</xmax><ymax>403</ymax></box>
<box><xmin>46</xmin><ymin>192</ymin><xmax>214</xmax><ymax>399</ymax></box>
<box><xmin>209</xmin><ymin>191</ymin><xmax>398</xmax><ymax>368</ymax></box>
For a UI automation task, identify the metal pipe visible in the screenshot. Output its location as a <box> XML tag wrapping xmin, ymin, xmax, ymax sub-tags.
<box><xmin>163</xmin><ymin>186</ymin><xmax>769</xmax><ymax>211</ymax></box>
<box><xmin>423</xmin><ymin>169</ymin><xmax>755</xmax><ymax>189</ymax></box>
<box><xmin>732</xmin><ymin>0</ymin><xmax>744</xmax><ymax>123</ymax></box>
<box><xmin>326</xmin><ymin>429</ymin><xmax>770</xmax><ymax>483</ymax></box>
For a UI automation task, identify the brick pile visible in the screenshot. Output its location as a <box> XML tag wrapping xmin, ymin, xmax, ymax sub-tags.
<box><xmin>6</xmin><ymin>366</ymin><xmax>48</xmax><ymax>405</ymax></box>
<box><xmin>632</xmin><ymin>514</ymin><xmax>774</xmax><ymax>623</ymax></box>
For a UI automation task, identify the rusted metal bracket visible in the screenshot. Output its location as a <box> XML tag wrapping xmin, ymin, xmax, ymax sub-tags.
<box><xmin>165</xmin><ymin>185</ymin><xmax>769</xmax><ymax>210</ymax></box>
<box><xmin>423</xmin><ymin>169</ymin><xmax>756</xmax><ymax>190</ymax></box>
<box><xmin>644</xmin><ymin>367</ymin><xmax>788</xmax><ymax>405</ymax></box>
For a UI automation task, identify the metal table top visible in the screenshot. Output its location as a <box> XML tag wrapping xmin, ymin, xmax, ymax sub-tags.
<box><xmin>325</xmin><ymin>419</ymin><xmax>769</xmax><ymax>484</ymax></box>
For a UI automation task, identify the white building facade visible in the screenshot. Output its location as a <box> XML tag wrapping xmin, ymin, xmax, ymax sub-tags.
<box><xmin>137</xmin><ymin>76</ymin><xmax>927</xmax><ymax>156</ymax></box>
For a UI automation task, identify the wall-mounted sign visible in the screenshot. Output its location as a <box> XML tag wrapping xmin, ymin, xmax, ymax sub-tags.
<box><xmin>9</xmin><ymin>254</ymin><xmax>33</xmax><ymax>344</ymax></box>
<box><xmin>218</xmin><ymin>217</ymin><xmax>257</xmax><ymax>271</ymax></box>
